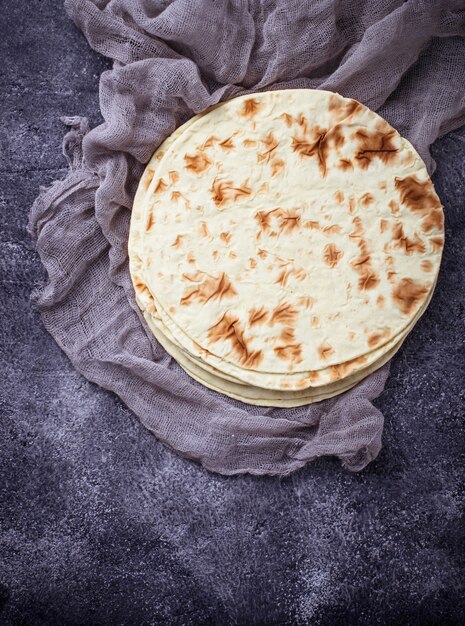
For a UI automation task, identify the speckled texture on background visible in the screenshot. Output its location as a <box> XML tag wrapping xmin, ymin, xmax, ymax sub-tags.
<box><xmin>0</xmin><ymin>1</ymin><xmax>464</xmax><ymax>625</ymax></box>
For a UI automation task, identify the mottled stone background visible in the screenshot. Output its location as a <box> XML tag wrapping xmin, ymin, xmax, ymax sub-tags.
<box><xmin>0</xmin><ymin>1</ymin><xmax>464</xmax><ymax>624</ymax></box>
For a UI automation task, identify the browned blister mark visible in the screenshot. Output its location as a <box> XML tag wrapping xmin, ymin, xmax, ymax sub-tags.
<box><xmin>421</xmin><ymin>260</ymin><xmax>433</xmax><ymax>272</ymax></box>
<box><xmin>367</xmin><ymin>327</ymin><xmax>391</xmax><ymax>348</ymax></box>
<box><xmin>378</xmin><ymin>181</ymin><xmax>387</xmax><ymax>190</ymax></box>
<box><xmin>184</xmin><ymin>152</ymin><xmax>212</xmax><ymax>174</ymax></box>
<box><xmin>421</xmin><ymin>209</ymin><xmax>444</xmax><ymax>234</ymax></box>
<box><xmin>257</xmin><ymin>132</ymin><xmax>278</xmax><ymax>163</ymax></box>
<box><xmin>187</xmin><ymin>252</ymin><xmax>196</xmax><ymax>264</ymax></box>
<box><xmin>323</xmin><ymin>243</ymin><xmax>343</xmax><ymax>268</ymax></box>
<box><xmin>388</xmin><ymin>199</ymin><xmax>400</xmax><ymax>216</ymax></box>
<box><xmin>211</xmin><ymin>178</ymin><xmax>252</xmax><ymax>207</ymax></box>
<box><xmin>249</xmin><ymin>257</ymin><xmax>257</xmax><ymax>269</ymax></box>
<box><xmin>322</xmin><ymin>224</ymin><xmax>342</xmax><ymax>235</ymax></box>
<box><xmin>280</xmin><ymin>113</ymin><xmax>293</xmax><ymax>127</ymax></box>
<box><xmin>348</xmin><ymin>196</ymin><xmax>356</xmax><ymax>214</ymax></box>
<box><xmin>358</xmin><ymin>268</ymin><xmax>380</xmax><ymax>291</ymax></box>
<box><xmin>392</xmin><ymin>222</ymin><xmax>426</xmax><ymax>255</ymax></box>
<box><xmin>318</xmin><ymin>341</ymin><xmax>335</xmax><ymax>360</ymax></box>
<box><xmin>360</xmin><ymin>193</ymin><xmax>374</xmax><ymax>208</ymax></box>
<box><xmin>395</xmin><ymin>175</ymin><xmax>441</xmax><ymax>214</ymax></box>
<box><xmin>200</xmin><ymin>222</ymin><xmax>211</xmax><ymax>238</ymax></box>
<box><xmin>181</xmin><ymin>271</ymin><xmax>238</xmax><ymax>306</ymax></box>
<box><xmin>220</xmin><ymin>231</ymin><xmax>232</xmax><ymax>246</ymax></box>
<box><xmin>271</xmin><ymin>159</ymin><xmax>285</xmax><ymax>176</ymax></box>
<box><xmin>219</xmin><ymin>136</ymin><xmax>235</xmax><ymax>150</ymax></box>
<box><xmin>349</xmin><ymin>216</ymin><xmax>364</xmax><ymax>239</ymax></box>
<box><xmin>143</xmin><ymin>168</ymin><xmax>156</xmax><ymax>190</ymax></box>
<box><xmin>387</xmin><ymin>271</ymin><xmax>397</xmax><ymax>283</ymax></box>
<box><xmin>171</xmin><ymin>234</ymin><xmax>185</xmax><ymax>248</ymax></box>
<box><xmin>328</xmin><ymin>95</ymin><xmax>364</xmax><ymax>123</ymax></box>
<box><xmin>429</xmin><ymin>236</ymin><xmax>444</xmax><ymax>253</ymax></box>
<box><xmin>229</xmin><ymin>251</ymin><xmax>237</xmax><ymax>259</ymax></box>
<box><xmin>146</xmin><ymin>210</ymin><xmax>154</xmax><ymax>232</ymax></box>
<box><xmin>273</xmin><ymin>327</ymin><xmax>303</xmax><ymax>364</ymax></box>
<box><xmin>171</xmin><ymin>191</ymin><xmax>182</xmax><ymax>203</ymax></box>
<box><xmin>269</xmin><ymin>302</ymin><xmax>298</xmax><ymax>326</ymax></box>
<box><xmin>277</xmin><ymin>208</ymin><xmax>301</xmax><ymax>233</ymax></box>
<box><xmin>392</xmin><ymin>278</ymin><xmax>429</xmax><ymax>315</ymax></box>
<box><xmin>275</xmin><ymin>267</ymin><xmax>307</xmax><ymax>287</ymax></box>
<box><xmin>154</xmin><ymin>178</ymin><xmax>168</xmax><ymax>194</ymax></box>
<box><xmin>380</xmin><ymin>219</ymin><xmax>389</xmax><ymax>233</ymax></box>
<box><xmin>376</xmin><ymin>295</ymin><xmax>385</xmax><ymax>308</ymax></box>
<box><xmin>200</xmin><ymin>136</ymin><xmax>218</xmax><ymax>150</ymax></box>
<box><xmin>291</xmin><ymin>125</ymin><xmax>330</xmax><ymax>176</ymax></box>
<box><xmin>298</xmin><ymin>296</ymin><xmax>314</xmax><ymax>309</ymax></box>
<box><xmin>168</xmin><ymin>171</ymin><xmax>180</xmax><ymax>184</ymax></box>
<box><xmin>334</xmin><ymin>191</ymin><xmax>345</xmax><ymax>204</ymax></box>
<box><xmin>305</xmin><ymin>220</ymin><xmax>321</xmax><ymax>230</ymax></box>
<box><xmin>207</xmin><ymin>312</ymin><xmax>263</xmax><ymax>368</ymax></box>
<box><xmin>239</xmin><ymin>98</ymin><xmax>264</xmax><ymax>119</ymax></box>
<box><xmin>353</xmin><ymin>122</ymin><xmax>400</xmax><ymax>169</ymax></box>
<box><xmin>242</xmin><ymin>139</ymin><xmax>257</xmax><ymax>148</ymax></box>
<box><xmin>328</xmin><ymin>354</ymin><xmax>368</xmax><ymax>382</ymax></box>
<box><xmin>248</xmin><ymin>306</ymin><xmax>269</xmax><ymax>327</ymax></box>
<box><xmin>258</xmin><ymin>249</ymin><xmax>268</xmax><ymax>260</ymax></box>
<box><xmin>133</xmin><ymin>275</ymin><xmax>157</xmax><ymax>315</ymax></box>
<box><xmin>338</xmin><ymin>158</ymin><xmax>354</xmax><ymax>172</ymax></box>
<box><xmin>212</xmin><ymin>250</ymin><xmax>219</xmax><ymax>261</ymax></box>
<box><xmin>311</xmin><ymin>315</ymin><xmax>320</xmax><ymax>328</ymax></box>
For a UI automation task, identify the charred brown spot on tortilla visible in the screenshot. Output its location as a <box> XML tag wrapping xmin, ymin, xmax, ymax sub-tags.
<box><xmin>280</xmin><ymin>113</ymin><xmax>293</xmax><ymax>127</ymax></box>
<box><xmin>429</xmin><ymin>236</ymin><xmax>444</xmax><ymax>252</ymax></box>
<box><xmin>171</xmin><ymin>190</ymin><xmax>182</xmax><ymax>203</ymax></box>
<box><xmin>168</xmin><ymin>170</ymin><xmax>180</xmax><ymax>184</ymax></box>
<box><xmin>219</xmin><ymin>231</ymin><xmax>232</xmax><ymax>246</ymax></box>
<box><xmin>212</xmin><ymin>250</ymin><xmax>220</xmax><ymax>261</ymax></box>
<box><xmin>275</xmin><ymin>267</ymin><xmax>307</xmax><ymax>286</ymax></box>
<box><xmin>353</xmin><ymin>123</ymin><xmax>399</xmax><ymax>169</ymax></box>
<box><xmin>200</xmin><ymin>136</ymin><xmax>218</xmax><ymax>150</ymax></box>
<box><xmin>360</xmin><ymin>193</ymin><xmax>374</xmax><ymax>208</ymax></box>
<box><xmin>388</xmin><ymin>199</ymin><xmax>400</xmax><ymax>215</ymax></box>
<box><xmin>378</xmin><ymin>181</ymin><xmax>387</xmax><ymax>190</ymax></box>
<box><xmin>318</xmin><ymin>342</ymin><xmax>335</xmax><ymax>360</ymax></box>
<box><xmin>380</xmin><ymin>219</ymin><xmax>389</xmax><ymax>233</ymax></box>
<box><xmin>292</xmin><ymin>125</ymin><xmax>336</xmax><ymax>176</ymax></box>
<box><xmin>358</xmin><ymin>268</ymin><xmax>380</xmax><ymax>291</ymax></box>
<box><xmin>421</xmin><ymin>260</ymin><xmax>433</xmax><ymax>272</ymax></box>
<box><xmin>133</xmin><ymin>276</ymin><xmax>158</xmax><ymax>315</ymax></box>
<box><xmin>269</xmin><ymin>303</ymin><xmax>298</xmax><ymax>326</ymax></box>
<box><xmin>187</xmin><ymin>252</ymin><xmax>196</xmax><ymax>264</ymax></box>
<box><xmin>249</xmin><ymin>257</ymin><xmax>257</xmax><ymax>269</ymax></box>
<box><xmin>229</xmin><ymin>251</ymin><xmax>237</xmax><ymax>259</ymax></box>
<box><xmin>277</xmin><ymin>208</ymin><xmax>301</xmax><ymax>233</ymax></box>
<box><xmin>171</xmin><ymin>234</ymin><xmax>185</xmax><ymax>248</ymax></box>
<box><xmin>328</xmin><ymin>96</ymin><xmax>364</xmax><ymax>122</ymax></box>
<box><xmin>376</xmin><ymin>295</ymin><xmax>385</xmax><ymax>308</ymax></box>
<box><xmin>298</xmin><ymin>296</ymin><xmax>314</xmax><ymax>309</ymax></box>
<box><xmin>184</xmin><ymin>152</ymin><xmax>212</xmax><ymax>175</ymax></box>
<box><xmin>248</xmin><ymin>306</ymin><xmax>269</xmax><ymax>327</ymax></box>
<box><xmin>208</xmin><ymin>311</ymin><xmax>263</xmax><ymax>368</ymax></box>
<box><xmin>257</xmin><ymin>132</ymin><xmax>278</xmax><ymax>163</ymax></box>
<box><xmin>395</xmin><ymin>175</ymin><xmax>441</xmax><ymax>213</ymax></box>
<box><xmin>338</xmin><ymin>158</ymin><xmax>353</xmax><ymax>172</ymax></box>
<box><xmin>200</xmin><ymin>222</ymin><xmax>211</xmax><ymax>238</ymax></box>
<box><xmin>271</xmin><ymin>159</ymin><xmax>285</xmax><ymax>176</ymax></box>
<box><xmin>219</xmin><ymin>136</ymin><xmax>235</xmax><ymax>150</ymax></box>
<box><xmin>349</xmin><ymin>216</ymin><xmax>364</xmax><ymax>239</ymax></box>
<box><xmin>274</xmin><ymin>341</ymin><xmax>303</xmax><ymax>364</ymax></box>
<box><xmin>311</xmin><ymin>316</ymin><xmax>320</xmax><ymax>328</ymax></box>
<box><xmin>392</xmin><ymin>278</ymin><xmax>429</xmax><ymax>315</ymax></box>
<box><xmin>328</xmin><ymin>354</ymin><xmax>368</xmax><ymax>382</ymax></box>
<box><xmin>387</xmin><ymin>271</ymin><xmax>397</xmax><ymax>283</ymax></box>
<box><xmin>154</xmin><ymin>178</ymin><xmax>168</xmax><ymax>194</ymax></box>
<box><xmin>143</xmin><ymin>168</ymin><xmax>156</xmax><ymax>190</ymax></box>
<box><xmin>210</xmin><ymin>178</ymin><xmax>252</xmax><ymax>207</ymax></box>
<box><xmin>367</xmin><ymin>327</ymin><xmax>391</xmax><ymax>348</ymax></box>
<box><xmin>242</xmin><ymin>139</ymin><xmax>257</xmax><ymax>148</ymax></box>
<box><xmin>322</xmin><ymin>224</ymin><xmax>342</xmax><ymax>235</ymax></box>
<box><xmin>392</xmin><ymin>222</ymin><xmax>426</xmax><ymax>255</ymax></box>
<box><xmin>348</xmin><ymin>196</ymin><xmax>356</xmax><ymax>214</ymax></box>
<box><xmin>305</xmin><ymin>220</ymin><xmax>321</xmax><ymax>230</ymax></box>
<box><xmin>145</xmin><ymin>210</ymin><xmax>154</xmax><ymax>231</ymax></box>
<box><xmin>421</xmin><ymin>209</ymin><xmax>444</xmax><ymax>234</ymax></box>
<box><xmin>240</xmin><ymin>98</ymin><xmax>264</xmax><ymax>119</ymax></box>
<box><xmin>181</xmin><ymin>271</ymin><xmax>237</xmax><ymax>306</ymax></box>
<box><xmin>334</xmin><ymin>191</ymin><xmax>345</xmax><ymax>204</ymax></box>
<box><xmin>323</xmin><ymin>243</ymin><xmax>343</xmax><ymax>268</ymax></box>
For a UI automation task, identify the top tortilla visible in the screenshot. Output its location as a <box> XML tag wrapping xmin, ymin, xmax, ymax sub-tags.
<box><xmin>134</xmin><ymin>89</ymin><xmax>444</xmax><ymax>383</ymax></box>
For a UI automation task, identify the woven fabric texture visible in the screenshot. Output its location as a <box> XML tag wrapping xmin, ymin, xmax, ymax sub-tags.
<box><xmin>29</xmin><ymin>0</ymin><xmax>465</xmax><ymax>475</ymax></box>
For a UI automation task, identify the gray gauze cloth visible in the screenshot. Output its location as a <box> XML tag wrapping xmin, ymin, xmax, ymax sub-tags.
<box><xmin>29</xmin><ymin>0</ymin><xmax>465</xmax><ymax>475</ymax></box>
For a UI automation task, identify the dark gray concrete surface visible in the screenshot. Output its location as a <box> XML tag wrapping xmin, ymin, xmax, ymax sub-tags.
<box><xmin>0</xmin><ymin>1</ymin><xmax>464</xmax><ymax>625</ymax></box>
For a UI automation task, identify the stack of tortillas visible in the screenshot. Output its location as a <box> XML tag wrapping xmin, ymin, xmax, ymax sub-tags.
<box><xmin>128</xmin><ymin>89</ymin><xmax>444</xmax><ymax>407</ymax></box>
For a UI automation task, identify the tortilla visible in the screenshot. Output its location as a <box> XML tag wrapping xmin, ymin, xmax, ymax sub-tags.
<box><xmin>130</xmin><ymin>89</ymin><xmax>443</xmax><ymax>392</ymax></box>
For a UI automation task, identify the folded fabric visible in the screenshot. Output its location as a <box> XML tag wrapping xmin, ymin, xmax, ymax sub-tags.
<box><xmin>29</xmin><ymin>0</ymin><xmax>465</xmax><ymax>475</ymax></box>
